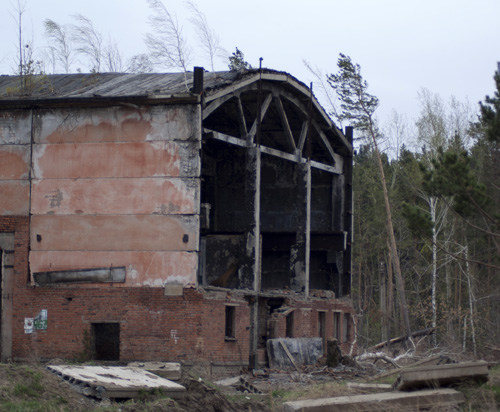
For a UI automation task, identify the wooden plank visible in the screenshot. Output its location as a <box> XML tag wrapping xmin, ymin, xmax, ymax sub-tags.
<box><xmin>367</xmin><ymin>354</ymin><xmax>443</xmax><ymax>382</ymax></box>
<box><xmin>283</xmin><ymin>389</ymin><xmax>465</xmax><ymax>412</ymax></box>
<box><xmin>395</xmin><ymin>360</ymin><xmax>489</xmax><ymax>390</ymax></box>
<box><xmin>274</xmin><ymin>95</ymin><xmax>296</xmax><ymax>151</ymax></box>
<box><xmin>280</xmin><ymin>339</ymin><xmax>300</xmax><ymax>372</ymax></box>
<box><xmin>248</xmin><ymin>93</ymin><xmax>273</xmax><ymax>140</ymax></box>
<box><xmin>236</xmin><ymin>96</ymin><xmax>248</xmax><ymax>137</ymax></box>
<box><xmin>202</xmin><ymin>93</ymin><xmax>234</xmax><ymax>119</ymax></box>
<box><xmin>205</xmin><ymin>129</ymin><xmax>341</xmax><ymax>174</ymax></box>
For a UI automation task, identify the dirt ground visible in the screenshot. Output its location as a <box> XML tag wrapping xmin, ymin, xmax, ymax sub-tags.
<box><xmin>0</xmin><ymin>359</ymin><xmax>498</xmax><ymax>411</ymax></box>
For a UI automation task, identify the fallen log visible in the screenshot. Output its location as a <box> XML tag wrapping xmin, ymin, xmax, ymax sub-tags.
<box><xmin>372</xmin><ymin>327</ymin><xmax>435</xmax><ymax>350</ymax></box>
<box><xmin>367</xmin><ymin>354</ymin><xmax>447</xmax><ymax>382</ymax></box>
<box><xmin>395</xmin><ymin>360</ymin><xmax>489</xmax><ymax>391</ymax></box>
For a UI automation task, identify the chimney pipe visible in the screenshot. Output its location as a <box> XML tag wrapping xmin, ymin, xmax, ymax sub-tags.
<box><xmin>192</xmin><ymin>66</ymin><xmax>204</xmax><ymax>94</ymax></box>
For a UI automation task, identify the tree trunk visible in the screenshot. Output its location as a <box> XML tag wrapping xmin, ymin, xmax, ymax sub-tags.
<box><xmin>371</xmin><ymin>136</ymin><xmax>412</xmax><ymax>339</ymax></box>
<box><xmin>430</xmin><ymin>196</ymin><xmax>438</xmax><ymax>346</ymax></box>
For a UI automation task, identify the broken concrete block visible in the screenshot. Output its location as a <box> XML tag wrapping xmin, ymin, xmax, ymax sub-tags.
<box><xmin>47</xmin><ymin>365</ymin><xmax>185</xmax><ymax>399</ymax></box>
<box><xmin>127</xmin><ymin>361</ymin><xmax>181</xmax><ymax>381</ymax></box>
<box><xmin>267</xmin><ymin>338</ymin><xmax>322</xmax><ymax>370</ymax></box>
<box><xmin>395</xmin><ymin>360</ymin><xmax>489</xmax><ymax>390</ymax></box>
<box><xmin>282</xmin><ymin>388</ymin><xmax>465</xmax><ymax>412</ymax></box>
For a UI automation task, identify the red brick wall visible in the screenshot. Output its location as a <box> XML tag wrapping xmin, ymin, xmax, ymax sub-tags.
<box><xmin>3</xmin><ymin>217</ymin><xmax>356</xmax><ymax>363</ymax></box>
<box><xmin>11</xmin><ymin>285</ymin><xmax>251</xmax><ymax>363</ymax></box>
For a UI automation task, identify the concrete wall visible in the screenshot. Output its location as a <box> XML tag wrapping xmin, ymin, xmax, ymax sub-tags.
<box><xmin>0</xmin><ymin>104</ymin><xmax>201</xmax><ymax>287</ymax></box>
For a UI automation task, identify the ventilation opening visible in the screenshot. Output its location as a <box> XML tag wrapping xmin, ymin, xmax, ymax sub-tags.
<box><xmin>92</xmin><ymin>323</ymin><xmax>120</xmax><ymax>361</ymax></box>
<box><xmin>333</xmin><ymin>312</ymin><xmax>341</xmax><ymax>340</ymax></box>
<box><xmin>225</xmin><ymin>306</ymin><xmax>236</xmax><ymax>340</ymax></box>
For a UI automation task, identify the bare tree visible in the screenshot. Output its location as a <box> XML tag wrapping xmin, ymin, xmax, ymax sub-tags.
<box><xmin>145</xmin><ymin>0</ymin><xmax>191</xmax><ymax>72</ymax></box>
<box><xmin>303</xmin><ymin>59</ymin><xmax>341</xmax><ymax>127</ymax></box>
<box><xmin>103</xmin><ymin>39</ymin><xmax>124</xmax><ymax>72</ymax></box>
<box><xmin>71</xmin><ymin>14</ymin><xmax>103</xmax><ymax>72</ymax></box>
<box><xmin>127</xmin><ymin>54</ymin><xmax>154</xmax><ymax>73</ymax></box>
<box><xmin>186</xmin><ymin>1</ymin><xmax>225</xmax><ymax>71</ymax></box>
<box><xmin>44</xmin><ymin>19</ymin><xmax>73</xmax><ymax>73</ymax></box>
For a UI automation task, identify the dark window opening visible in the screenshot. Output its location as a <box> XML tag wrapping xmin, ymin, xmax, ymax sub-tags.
<box><xmin>92</xmin><ymin>323</ymin><xmax>120</xmax><ymax>361</ymax></box>
<box><xmin>333</xmin><ymin>312</ymin><xmax>341</xmax><ymax>340</ymax></box>
<box><xmin>343</xmin><ymin>313</ymin><xmax>351</xmax><ymax>343</ymax></box>
<box><xmin>285</xmin><ymin>311</ymin><xmax>294</xmax><ymax>338</ymax></box>
<box><xmin>318</xmin><ymin>311</ymin><xmax>326</xmax><ymax>349</ymax></box>
<box><xmin>225</xmin><ymin>306</ymin><xmax>236</xmax><ymax>339</ymax></box>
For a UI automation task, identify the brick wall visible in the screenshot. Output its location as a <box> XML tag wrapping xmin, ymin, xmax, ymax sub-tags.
<box><xmin>3</xmin><ymin>217</ymin><xmax>356</xmax><ymax>364</ymax></box>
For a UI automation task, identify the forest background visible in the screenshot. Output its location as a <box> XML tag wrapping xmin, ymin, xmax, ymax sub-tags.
<box><xmin>3</xmin><ymin>0</ymin><xmax>499</xmax><ymax>357</ymax></box>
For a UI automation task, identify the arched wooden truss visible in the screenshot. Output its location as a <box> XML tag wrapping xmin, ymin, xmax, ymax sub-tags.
<box><xmin>202</xmin><ymin>71</ymin><xmax>352</xmax><ymax>173</ymax></box>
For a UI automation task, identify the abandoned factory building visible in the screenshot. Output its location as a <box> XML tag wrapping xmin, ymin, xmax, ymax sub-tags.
<box><xmin>0</xmin><ymin>68</ymin><xmax>355</xmax><ymax>370</ymax></box>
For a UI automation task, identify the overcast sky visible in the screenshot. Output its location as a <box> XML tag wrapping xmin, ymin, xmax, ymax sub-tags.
<box><xmin>1</xmin><ymin>0</ymin><xmax>499</xmax><ymax>138</ymax></box>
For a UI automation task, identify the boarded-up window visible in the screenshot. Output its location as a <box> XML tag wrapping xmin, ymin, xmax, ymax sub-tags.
<box><xmin>225</xmin><ymin>306</ymin><xmax>236</xmax><ymax>339</ymax></box>
<box><xmin>92</xmin><ymin>323</ymin><xmax>120</xmax><ymax>361</ymax></box>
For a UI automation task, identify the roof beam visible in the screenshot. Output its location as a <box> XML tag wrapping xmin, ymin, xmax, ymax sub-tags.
<box><xmin>274</xmin><ymin>95</ymin><xmax>296</xmax><ymax>152</ymax></box>
<box><xmin>248</xmin><ymin>92</ymin><xmax>272</xmax><ymax>141</ymax></box>
<box><xmin>204</xmin><ymin>128</ymin><xmax>341</xmax><ymax>174</ymax></box>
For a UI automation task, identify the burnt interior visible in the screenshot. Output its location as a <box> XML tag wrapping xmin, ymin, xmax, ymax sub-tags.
<box><xmin>200</xmin><ymin>81</ymin><xmax>351</xmax><ymax>298</ymax></box>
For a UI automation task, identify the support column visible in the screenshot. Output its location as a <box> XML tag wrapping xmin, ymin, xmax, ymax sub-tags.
<box><xmin>342</xmin><ymin>126</ymin><xmax>354</xmax><ymax>297</ymax></box>
<box><xmin>290</xmin><ymin>160</ymin><xmax>311</xmax><ymax>296</ymax></box>
<box><xmin>245</xmin><ymin>144</ymin><xmax>261</xmax><ymax>369</ymax></box>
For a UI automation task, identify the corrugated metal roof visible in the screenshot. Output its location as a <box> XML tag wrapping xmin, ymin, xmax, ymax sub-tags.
<box><xmin>0</xmin><ymin>70</ymin><xmax>270</xmax><ymax>102</ymax></box>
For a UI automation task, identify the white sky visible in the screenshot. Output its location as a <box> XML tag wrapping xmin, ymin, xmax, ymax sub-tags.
<box><xmin>1</xmin><ymin>0</ymin><xmax>499</xmax><ymax>137</ymax></box>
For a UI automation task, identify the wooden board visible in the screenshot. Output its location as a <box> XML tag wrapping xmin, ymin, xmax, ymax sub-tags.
<box><xmin>283</xmin><ymin>388</ymin><xmax>465</xmax><ymax>412</ymax></box>
<box><xmin>395</xmin><ymin>360</ymin><xmax>489</xmax><ymax>390</ymax></box>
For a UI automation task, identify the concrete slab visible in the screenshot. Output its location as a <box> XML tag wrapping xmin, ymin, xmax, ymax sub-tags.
<box><xmin>127</xmin><ymin>361</ymin><xmax>181</xmax><ymax>381</ymax></box>
<box><xmin>395</xmin><ymin>360</ymin><xmax>489</xmax><ymax>390</ymax></box>
<box><xmin>267</xmin><ymin>338</ymin><xmax>322</xmax><ymax>370</ymax></box>
<box><xmin>47</xmin><ymin>365</ymin><xmax>185</xmax><ymax>399</ymax></box>
<box><xmin>282</xmin><ymin>388</ymin><xmax>465</xmax><ymax>412</ymax></box>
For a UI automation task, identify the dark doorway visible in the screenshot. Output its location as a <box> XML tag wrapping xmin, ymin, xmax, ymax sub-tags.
<box><xmin>92</xmin><ymin>323</ymin><xmax>120</xmax><ymax>361</ymax></box>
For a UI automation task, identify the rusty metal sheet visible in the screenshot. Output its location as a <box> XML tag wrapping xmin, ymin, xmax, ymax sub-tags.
<box><xmin>0</xmin><ymin>110</ymin><xmax>31</xmax><ymax>144</ymax></box>
<box><xmin>32</xmin><ymin>141</ymin><xmax>200</xmax><ymax>179</ymax></box>
<box><xmin>29</xmin><ymin>250</ymin><xmax>197</xmax><ymax>286</ymax></box>
<box><xmin>30</xmin><ymin>215</ymin><xmax>199</xmax><ymax>252</ymax></box>
<box><xmin>31</xmin><ymin>177</ymin><xmax>198</xmax><ymax>215</ymax></box>
<box><xmin>34</xmin><ymin>105</ymin><xmax>199</xmax><ymax>144</ymax></box>
<box><xmin>0</xmin><ymin>180</ymin><xmax>29</xmax><ymax>215</ymax></box>
<box><xmin>0</xmin><ymin>144</ymin><xmax>31</xmax><ymax>179</ymax></box>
